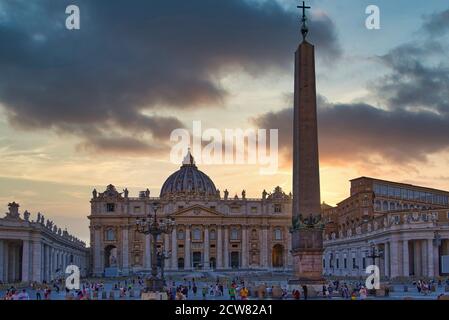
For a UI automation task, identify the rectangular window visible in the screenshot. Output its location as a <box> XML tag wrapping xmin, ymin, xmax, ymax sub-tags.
<box><xmin>133</xmin><ymin>206</ymin><xmax>141</xmax><ymax>213</ymax></box>
<box><xmin>336</xmin><ymin>259</ymin><xmax>339</xmax><ymax>269</ymax></box>
<box><xmin>401</xmin><ymin>189</ymin><xmax>407</xmax><ymax>200</ymax></box>
<box><xmin>344</xmin><ymin>258</ymin><xmax>347</xmax><ymax>269</ymax></box>
<box><xmin>251</xmin><ymin>206</ymin><xmax>257</xmax><ymax>213</ymax></box>
<box><xmin>323</xmin><ymin>259</ymin><xmax>326</xmax><ymax>268</ymax></box>
<box><xmin>352</xmin><ymin>258</ymin><xmax>356</xmax><ymax>269</ymax></box>
<box><xmin>362</xmin><ymin>257</ymin><xmax>366</xmax><ymax>269</ymax></box>
<box><xmin>106</xmin><ymin>203</ymin><xmax>115</xmax><ymax>212</ymax></box>
<box><xmin>274</xmin><ymin>204</ymin><xmax>282</xmax><ymax>213</ymax></box>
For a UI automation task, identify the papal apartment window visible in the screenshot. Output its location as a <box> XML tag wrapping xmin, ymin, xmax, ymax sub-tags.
<box><xmin>251</xmin><ymin>207</ymin><xmax>257</xmax><ymax>213</ymax></box>
<box><xmin>134</xmin><ymin>206</ymin><xmax>141</xmax><ymax>213</ymax></box>
<box><xmin>106</xmin><ymin>203</ymin><xmax>115</xmax><ymax>212</ymax></box>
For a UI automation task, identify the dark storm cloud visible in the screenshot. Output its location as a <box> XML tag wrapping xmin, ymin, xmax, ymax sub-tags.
<box><xmin>422</xmin><ymin>8</ymin><xmax>449</xmax><ymax>36</ymax></box>
<box><xmin>253</xmin><ymin>102</ymin><xmax>449</xmax><ymax>166</ymax></box>
<box><xmin>374</xmin><ymin>41</ymin><xmax>449</xmax><ymax>115</ymax></box>
<box><xmin>0</xmin><ymin>0</ymin><xmax>341</xmax><ymax>154</ymax></box>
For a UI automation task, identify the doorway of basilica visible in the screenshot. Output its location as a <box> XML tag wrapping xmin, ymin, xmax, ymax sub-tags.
<box><xmin>193</xmin><ymin>252</ymin><xmax>202</xmax><ymax>269</ymax></box>
<box><xmin>272</xmin><ymin>244</ymin><xmax>284</xmax><ymax>268</ymax></box>
<box><xmin>231</xmin><ymin>252</ymin><xmax>240</xmax><ymax>269</ymax></box>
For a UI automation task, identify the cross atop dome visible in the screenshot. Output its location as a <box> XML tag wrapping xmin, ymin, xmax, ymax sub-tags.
<box><xmin>182</xmin><ymin>148</ymin><xmax>196</xmax><ymax>166</ymax></box>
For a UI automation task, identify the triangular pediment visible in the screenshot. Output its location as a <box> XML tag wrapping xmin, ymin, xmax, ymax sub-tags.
<box><xmin>170</xmin><ymin>204</ymin><xmax>224</xmax><ymax>218</ymax></box>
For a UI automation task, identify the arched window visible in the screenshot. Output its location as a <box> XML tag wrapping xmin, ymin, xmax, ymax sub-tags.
<box><xmin>390</xmin><ymin>202</ymin><xmax>396</xmax><ymax>211</ymax></box>
<box><xmin>193</xmin><ymin>228</ymin><xmax>202</xmax><ymax>241</ymax></box>
<box><xmin>210</xmin><ymin>229</ymin><xmax>216</xmax><ymax>240</ymax></box>
<box><xmin>230</xmin><ymin>228</ymin><xmax>239</xmax><ymax>240</ymax></box>
<box><xmin>106</xmin><ymin>229</ymin><xmax>116</xmax><ymax>241</ymax></box>
<box><xmin>177</xmin><ymin>230</ymin><xmax>185</xmax><ymax>240</ymax></box>
<box><xmin>274</xmin><ymin>228</ymin><xmax>282</xmax><ymax>240</ymax></box>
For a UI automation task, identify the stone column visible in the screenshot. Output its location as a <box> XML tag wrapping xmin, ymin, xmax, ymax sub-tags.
<box><xmin>433</xmin><ymin>244</ymin><xmax>439</xmax><ymax>277</ymax></box>
<box><xmin>389</xmin><ymin>240</ymin><xmax>400</xmax><ymax>278</ymax></box>
<box><xmin>145</xmin><ymin>234</ymin><xmax>151</xmax><ymax>270</ymax></box>
<box><xmin>44</xmin><ymin>245</ymin><xmax>50</xmax><ymax>282</ymax></box>
<box><xmin>427</xmin><ymin>239</ymin><xmax>434</xmax><ymax>278</ymax></box>
<box><xmin>223</xmin><ymin>227</ymin><xmax>229</xmax><ymax>269</ymax></box>
<box><xmin>21</xmin><ymin>240</ymin><xmax>30</xmax><ymax>282</ymax></box>
<box><xmin>0</xmin><ymin>240</ymin><xmax>4</xmax><ymax>283</ymax></box>
<box><xmin>185</xmin><ymin>225</ymin><xmax>191</xmax><ymax>270</ymax></box>
<box><xmin>414</xmin><ymin>240</ymin><xmax>422</xmax><ymax>276</ymax></box>
<box><xmin>203</xmin><ymin>227</ymin><xmax>210</xmax><ymax>270</ymax></box>
<box><xmin>403</xmin><ymin>240</ymin><xmax>410</xmax><ymax>277</ymax></box>
<box><xmin>421</xmin><ymin>240</ymin><xmax>428</xmax><ymax>276</ymax></box>
<box><xmin>122</xmin><ymin>227</ymin><xmax>129</xmax><ymax>275</ymax></box>
<box><xmin>171</xmin><ymin>229</ymin><xmax>177</xmax><ymax>270</ymax></box>
<box><xmin>384</xmin><ymin>242</ymin><xmax>390</xmax><ymax>278</ymax></box>
<box><xmin>261</xmin><ymin>227</ymin><xmax>268</xmax><ymax>269</ymax></box>
<box><xmin>217</xmin><ymin>227</ymin><xmax>223</xmax><ymax>269</ymax></box>
<box><xmin>241</xmin><ymin>226</ymin><xmax>248</xmax><ymax>269</ymax></box>
<box><xmin>32</xmin><ymin>241</ymin><xmax>42</xmax><ymax>283</ymax></box>
<box><xmin>93</xmin><ymin>227</ymin><xmax>102</xmax><ymax>276</ymax></box>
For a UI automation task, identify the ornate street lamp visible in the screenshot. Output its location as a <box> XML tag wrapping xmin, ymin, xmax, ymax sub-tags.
<box><xmin>365</xmin><ymin>242</ymin><xmax>383</xmax><ymax>267</ymax></box>
<box><xmin>135</xmin><ymin>202</ymin><xmax>175</xmax><ymax>292</ymax></box>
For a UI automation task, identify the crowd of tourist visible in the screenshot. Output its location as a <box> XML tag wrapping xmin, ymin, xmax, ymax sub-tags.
<box><xmin>2</xmin><ymin>276</ymin><xmax>449</xmax><ymax>300</ymax></box>
<box><xmin>166</xmin><ymin>278</ymin><xmax>251</xmax><ymax>300</ymax></box>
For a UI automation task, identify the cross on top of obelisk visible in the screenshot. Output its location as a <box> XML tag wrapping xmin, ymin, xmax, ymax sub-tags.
<box><xmin>297</xmin><ymin>1</ymin><xmax>311</xmax><ymax>41</ymax></box>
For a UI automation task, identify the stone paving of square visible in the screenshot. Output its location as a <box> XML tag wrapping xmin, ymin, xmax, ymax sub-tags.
<box><xmin>1</xmin><ymin>272</ymin><xmax>449</xmax><ymax>300</ymax></box>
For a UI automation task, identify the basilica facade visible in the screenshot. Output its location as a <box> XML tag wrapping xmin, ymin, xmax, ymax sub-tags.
<box><xmin>89</xmin><ymin>152</ymin><xmax>293</xmax><ymax>277</ymax></box>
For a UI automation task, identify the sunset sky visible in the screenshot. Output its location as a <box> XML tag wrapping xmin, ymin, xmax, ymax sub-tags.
<box><xmin>1</xmin><ymin>0</ymin><xmax>449</xmax><ymax>243</ymax></box>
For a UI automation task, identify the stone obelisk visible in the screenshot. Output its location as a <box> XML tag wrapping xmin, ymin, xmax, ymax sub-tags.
<box><xmin>290</xmin><ymin>1</ymin><xmax>325</xmax><ymax>285</ymax></box>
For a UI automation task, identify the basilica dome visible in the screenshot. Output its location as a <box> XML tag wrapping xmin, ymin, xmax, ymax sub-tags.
<box><xmin>160</xmin><ymin>151</ymin><xmax>218</xmax><ymax>198</ymax></box>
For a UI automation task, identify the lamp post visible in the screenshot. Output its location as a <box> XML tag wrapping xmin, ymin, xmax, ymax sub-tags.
<box><xmin>157</xmin><ymin>250</ymin><xmax>171</xmax><ymax>282</ymax></box>
<box><xmin>365</xmin><ymin>243</ymin><xmax>383</xmax><ymax>267</ymax></box>
<box><xmin>135</xmin><ymin>202</ymin><xmax>175</xmax><ymax>292</ymax></box>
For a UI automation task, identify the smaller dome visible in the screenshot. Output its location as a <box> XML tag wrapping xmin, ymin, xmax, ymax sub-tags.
<box><xmin>160</xmin><ymin>150</ymin><xmax>218</xmax><ymax>198</ymax></box>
